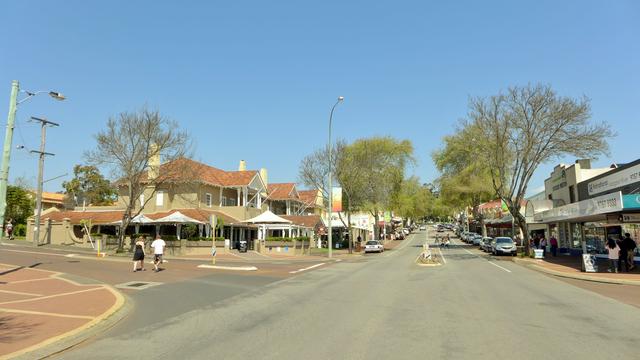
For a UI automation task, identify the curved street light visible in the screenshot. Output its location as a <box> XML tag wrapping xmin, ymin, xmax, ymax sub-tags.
<box><xmin>0</xmin><ymin>80</ymin><xmax>66</xmax><ymax>241</ymax></box>
<box><xmin>327</xmin><ymin>96</ymin><xmax>344</xmax><ymax>259</ymax></box>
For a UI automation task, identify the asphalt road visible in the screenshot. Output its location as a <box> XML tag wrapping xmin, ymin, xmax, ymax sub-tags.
<box><xmin>57</xmin><ymin>230</ymin><xmax>640</xmax><ymax>359</ymax></box>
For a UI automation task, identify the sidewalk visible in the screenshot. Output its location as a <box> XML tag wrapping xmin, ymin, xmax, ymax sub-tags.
<box><xmin>513</xmin><ymin>255</ymin><xmax>640</xmax><ymax>286</ymax></box>
<box><xmin>0</xmin><ymin>263</ymin><xmax>125</xmax><ymax>359</ymax></box>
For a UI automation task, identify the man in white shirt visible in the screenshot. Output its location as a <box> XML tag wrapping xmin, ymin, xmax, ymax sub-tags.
<box><xmin>150</xmin><ymin>235</ymin><xmax>166</xmax><ymax>272</ymax></box>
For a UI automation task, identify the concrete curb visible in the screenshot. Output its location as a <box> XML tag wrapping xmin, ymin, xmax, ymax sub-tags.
<box><xmin>8</xmin><ymin>285</ymin><xmax>130</xmax><ymax>360</ymax></box>
<box><xmin>512</xmin><ymin>257</ymin><xmax>640</xmax><ymax>286</ymax></box>
<box><xmin>197</xmin><ymin>264</ymin><xmax>258</xmax><ymax>271</ymax></box>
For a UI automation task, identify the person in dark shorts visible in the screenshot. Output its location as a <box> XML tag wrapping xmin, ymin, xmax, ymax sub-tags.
<box><xmin>132</xmin><ymin>236</ymin><xmax>146</xmax><ymax>272</ymax></box>
<box><xmin>150</xmin><ymin>235</ymin><xmax>166</xmax><ymax>272</ymax></box>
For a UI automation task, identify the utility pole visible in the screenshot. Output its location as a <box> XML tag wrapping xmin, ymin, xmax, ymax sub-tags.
<box><xmin>0</xmin><ymin>81</ymin><xmax>20</xmax><ymax>240</ymax></box>
<box><xmin>30</xmin><ymin>116</ymin><xmax>59</xmax><ymax>246</ymax></box>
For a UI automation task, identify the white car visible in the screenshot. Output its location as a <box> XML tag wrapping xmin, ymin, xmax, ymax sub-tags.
<box><xmin>364</xmin><ymin>240</ymin><xmax>384</xmax><ymax>253</ymax></box>
<box><xmin>419</xmin><ymin>225</ymin><xmax>426</xmax><ymax>231</ymax></box>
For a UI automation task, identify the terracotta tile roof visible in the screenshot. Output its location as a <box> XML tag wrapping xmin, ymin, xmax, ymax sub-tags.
<box><xmin>42</xmin><ymin>192</ymin><xmax>65</xmax><ymax>204</ymax></box>
<box><xmin>41</xmin><ymin>208</ymin><xmax>240</xmax><ymax>225</ymax></box>
<box><xmin>280</xmin><ymin>215</ymin><xmax>324</xmax><ymax>229</ymax></box>
<box><xmin>136</xmin><ymin>158</ymin><xmax>259</xmax><ymax>187</ymax></box>
<box><xmin>42</xmin><ymin>210</ymin><xmax>125</xmax><ymax>224</ymax></box>
<box><xmin>298</xmin><ymin>190</ymin><xmax>321</xmax><ymax>206</ymax></box>
<box><xmin>267</xmin><ymin>183</ymin><xmax>298</xmax><ymax>200</ymax></box>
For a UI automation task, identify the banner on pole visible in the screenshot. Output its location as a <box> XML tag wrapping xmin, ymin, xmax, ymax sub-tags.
<box><xmin>332</xmin><ymin>187</ymin><xmax>343</xmax><ymax>212</ymax></box>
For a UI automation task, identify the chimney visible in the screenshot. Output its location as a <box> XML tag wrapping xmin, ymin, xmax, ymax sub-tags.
<box><xmin>148</xmin><ymin>143</ymin><xmax>160</xmax><ymax>180</ymax></box>
<box><xmin>575</xmin><ymin>159</ymin><xmax>591</xmax><ymax>169</ymax></box>
<box><xmin>260</xmin><ymin>168</ymin><xmax>268</xmax><ymax>186</ymax></box>
<box><xmin>238</xmin><ymin>160</ymin><xmax>246</xmax><ymax>171</ymax></box>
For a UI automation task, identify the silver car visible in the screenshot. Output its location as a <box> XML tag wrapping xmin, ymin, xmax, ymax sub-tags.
<box><xmin>491</xmin><ymin>237</ymin><xmax>517</xmax><ymax>256</ymax></box>
<box><xmin>364</xmin><ymin>240</ymin><xmax>384</xmax><ymax>253</ymax></box>
<box><xmin>472</xmin><ymin>234</ymin><xmax>483</xmax><ymax>246</ymax></box>
<box><xmin>481</xmin><ymin>237</ymin><xmax>493</xmax><ymax>252</ymax></box>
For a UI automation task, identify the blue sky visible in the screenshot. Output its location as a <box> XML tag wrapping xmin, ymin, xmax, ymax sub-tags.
<box><xmin>1</xmin><ymin>0</ymin><xmax>639</xmax><ymax>196</ymax></box>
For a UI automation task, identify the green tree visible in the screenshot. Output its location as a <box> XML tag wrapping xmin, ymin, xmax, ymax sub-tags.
<box><xmin>392</xmin><ymin>177</ymin><xmax>432</xmax><ymax>222</ymax></box>
<box><xmin>86</xmin><ymin>108</ymin><xmax>192</xmax><ymax>251</ymax></box>
<box><xmin>471</xmin><ymin>84</ymin><xmax>612</xmax><ymax>249</ymax></box>
<box><xmin>6</xmin><ymin>185</ymin><xmax>34</xmax><ymax>225</ymax></box>
<box><xmin>433</xmin><ymin>122</ymin><xmax>496</xmax><ymax>233</ymax></box>
<box><xmin>342</xmin><ymin>137</ymin><xmax>415</xmax><ymax>239</ymax></box>
<box><xmin>62</xmin><ymin>165</ymin><xmax>117</xmax><ymax>207</ymax></box>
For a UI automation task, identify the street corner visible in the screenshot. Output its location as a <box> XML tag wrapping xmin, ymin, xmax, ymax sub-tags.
<box><xmin>0</xmin><ymin>264</ymin><xmax>127</xmax><ymax>360</ymax></box>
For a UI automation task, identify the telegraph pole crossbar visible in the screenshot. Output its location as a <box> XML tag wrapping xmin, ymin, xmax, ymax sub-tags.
<box><xmin>30</xmin><ymin>116</ymin><xmax>59</xmax><ymax>246</ymax></box>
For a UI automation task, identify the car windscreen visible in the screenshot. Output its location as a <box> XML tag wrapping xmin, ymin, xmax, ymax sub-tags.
<box><xmin>366</xmin><ymin>241</ymin><xmax>378</xmax><ymax>245</ymax></box>
<box><xmin>496</xmin><ymin>238</ymin><xmax>513</xmax><ymax>244</ymax></box>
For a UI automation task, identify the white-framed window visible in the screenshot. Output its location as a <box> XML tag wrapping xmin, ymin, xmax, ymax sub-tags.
<box><xmin>222</xmin><ymin>196</ymin><xmax>236</xmax><ymax>206</ymax></box>
<box><xmin>156</xmin><ymin>191</ymin><xmax>164</xmax><ymax>206</ymax></box>
<box><xmin>205</xmin><ymin>193</ymin><xmax>212</xmax><ymax>207</ymax></box>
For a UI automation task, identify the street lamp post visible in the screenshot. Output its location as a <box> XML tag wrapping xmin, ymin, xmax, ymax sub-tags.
<box><xmin>327</xmin><ymin>96</ymin><xmax>344</xmax><ymax>259</ymax></box>
<box><xmin>0</xmin><ymin>80</ymin><xmax>65</xmax><ymax>240</ymax></box>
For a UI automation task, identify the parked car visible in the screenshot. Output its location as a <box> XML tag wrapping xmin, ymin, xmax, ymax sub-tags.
<box><xmin>364</xmin><ymin>240</ymin><xmax>384</xmax><ymax>253</ymax></box>
<box><xmin>481</xmin><ymin>237</ymin><xmax>493</xmax><ymax>252</ymax></box>
<box><xmin>491</xmin><ymin>237</ymin><xmax>517</xmax><ymax>256</ymax></box>
<box><xmin>419</xmin><ymin>225</ymin><xmax>426</xmax><ymax>231</ymax></box>
<box><xmin>472</xmin><ymin>234</ymin><xmax>483</xmax><ymax>246</ymax></box>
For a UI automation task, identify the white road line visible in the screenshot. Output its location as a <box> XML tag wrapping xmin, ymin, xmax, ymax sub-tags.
<box><xmin>197</xmin><ymin>264</ymin><xmax>258</xmax><ymax>271</ymax></box>
<box><xmin>437</xmin><ymin>247</ymin><xmax>447</xmax><ymax>264</ymax></box>
<box><xmin>289</xmin><ymin>262</ymin><xmax>325</xmax><ymax>274</ymax></box>
<box><xmin>462</xmin><ymin>247</ymin><xmax>511</xmax><ymax>273</ymax></box>
<box><xmin>487</xmin><ymin>261</ymin><xmax>512</xmax><ymax>273</ymax></box>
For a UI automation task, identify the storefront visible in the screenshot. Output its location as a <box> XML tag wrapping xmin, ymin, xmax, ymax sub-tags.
<box><xmin>537</xmin><ymin>190</ymin><xmax>640</xmax><ymax>261</ymax></box>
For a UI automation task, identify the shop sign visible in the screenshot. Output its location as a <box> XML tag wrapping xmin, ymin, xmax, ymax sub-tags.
<box><xmin>588</xmin><ymin>163</ymin><xmax>640</xmax><ymax>196</ymax></box>
<box><xmin>622</xmin><ymin>194</ymin><xmax>640</xmax><ymax>210</ymax></box>
<box><xmin>621</xmin><ymin>213</ymin><xmax>640</xmax><ymax>223</ymax></box>
<box><xmin>539</xmin><ymin>192</ymin><xmax>623</xmax><ymax>222</ymax></box>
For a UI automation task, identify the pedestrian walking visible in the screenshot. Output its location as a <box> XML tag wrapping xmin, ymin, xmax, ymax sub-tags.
<box><xmin>540</xmin><ymin>236</ymin><xmax>547</xmax><ymax>257</ymax></box>
<box><xmin>622</xmin><ymin>233</ymin><xmax>637</xmax><ymax>271</ymax></box>
<box><xmin>617</xmin><ymin>238</ymin><xmax>628</xmax><ymax>272</ymax></box>
<box><xmin>150</xmin><ymin>235</ymin><xmax>166</xmax><ymax>272</ymax></box>
<box><xmin>606</xmin><ymin>238</ymin><xmax>620</xmax><ymax>273</ymax></box>
<box><xmin>549</xmin><ymin>236</ymin><xmax>558</xmax><ymax>257</ymax></box>
<box><xmin>5</xmin><ymin>219</ymin><xmax>13</xmax><ymax>240</ymax></box>
<box><xmin>132</xmin><ymin>236</ymin><xmax>146</xmax><ymax>272</ymax></box>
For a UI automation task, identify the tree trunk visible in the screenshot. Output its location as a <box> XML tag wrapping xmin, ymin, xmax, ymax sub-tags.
<box><xmin>373</xmin><ymin>212</ymin><xmax>380</xmax><ymax>240</ymax></box>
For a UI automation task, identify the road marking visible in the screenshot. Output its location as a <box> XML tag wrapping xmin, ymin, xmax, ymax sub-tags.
<box><xmin>0</xmin><ymin>287</ymin><xmax>104</xmax><ymax>306</ymax></box>
<box><xmin>197</xmin><ymin>264</ymin><xmax>258</xmax><ymax>271</ymax></box>
<box><xmin>462</xmin><ymin>247</ymin><xmax>511</xmax><ymax>273</ymax></box>
<box><xmin>0</xmin><ymin>289</ymin><xmax>43</xmax><ymax>297</ymax></box>
<box><xmin>289</xmin><ymin>263</ymin><xmax>326</xmax><ymax>274</ymax></box>
<box><xmin>437</xmin><ymin>247</ymin><xmax>447</xmax><ymax>264</ymax></box>
<box><xmin>0</xmin><ymin>307</ymin><xmax>95</xmax><ymax>320</ymax></box>
<box><xmin>487</xmin><ymin>261</ymin><xmax>512</xmax><ymax>273</ymax></box>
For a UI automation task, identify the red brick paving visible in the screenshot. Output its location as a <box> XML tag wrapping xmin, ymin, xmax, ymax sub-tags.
<box><xmin>0</xmin><ymin>264</ymin><xmax>121</xmax><ymax>358</ymax></box>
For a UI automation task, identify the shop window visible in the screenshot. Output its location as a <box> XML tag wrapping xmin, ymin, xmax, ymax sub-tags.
<box><xmin>571</xmin><ymin>223</ymin><xmax>582</xmax><ymax>248</ymax></box>
<box><xmin>584</xmin><ymin>226</ymin><xmax>606</xmax><ymax>254</ymax></box>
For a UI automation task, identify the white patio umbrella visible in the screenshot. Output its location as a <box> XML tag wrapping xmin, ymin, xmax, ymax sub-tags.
<box><xmin>241</xmin><ymin>210</ymin><xmax>291</xmax><ymax>224</ymax></box>
<box><xmin>153</xmin><ymin>211</ymin><xmax>204</xmax><ymax>224</ymax></box>
<box><xmin>111</xmin><ymin>214</ymin><xmax>154</xmax><ymax>224</ymax></box>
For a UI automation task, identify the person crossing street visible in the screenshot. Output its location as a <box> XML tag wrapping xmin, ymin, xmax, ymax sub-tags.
<box><xmin>151</xmin><ymin>234</ymin><xmax>166</xmax><ymax>272</ymax></box>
